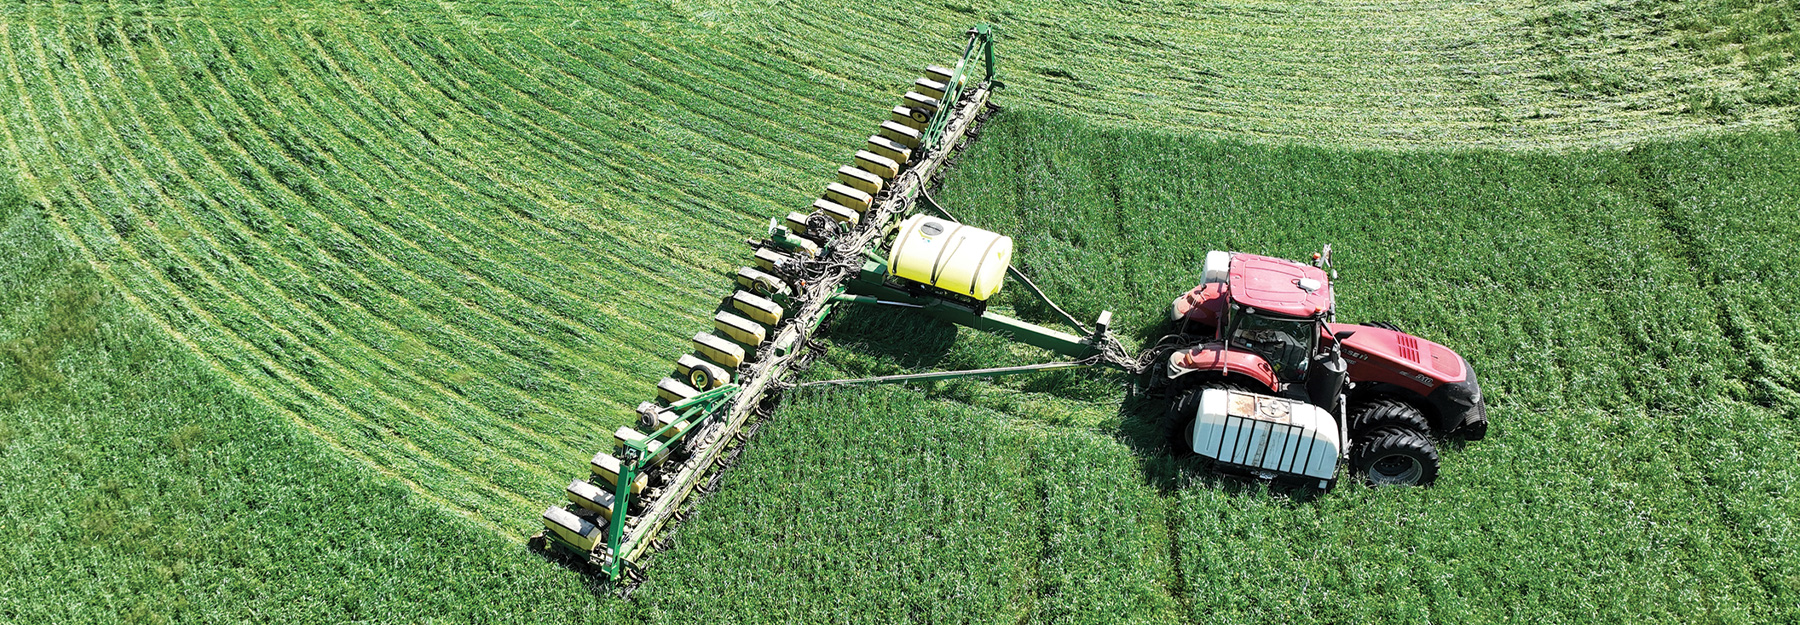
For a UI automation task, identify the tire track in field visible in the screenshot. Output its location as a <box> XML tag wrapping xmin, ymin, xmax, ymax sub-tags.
<box><xmin>1628</xmin><ymin>154</ymin><xmax>1800</xmax><ymax>411</ymax></box>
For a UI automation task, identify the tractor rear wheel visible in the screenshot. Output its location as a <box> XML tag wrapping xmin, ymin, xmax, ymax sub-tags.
<box><xmin>1348</xmin><ymin>399</ymin><xmax>1431</xmax><ymax>438</ymax></box>
<box><xmin>1162</xmin><ymin>381</ymin><xmax>1248</xmax><ymax>457</ymax></box>
<box><xmin>1353</xmin><ymin>429</ymin><xmax>1439</xmax><ymax>486</ymax></box>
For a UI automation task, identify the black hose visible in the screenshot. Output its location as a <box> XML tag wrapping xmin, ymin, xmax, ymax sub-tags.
<box><xmin>917</xmin><ymin>189</ymin><xmax>1091</xmax><ymax>335</ymax></box>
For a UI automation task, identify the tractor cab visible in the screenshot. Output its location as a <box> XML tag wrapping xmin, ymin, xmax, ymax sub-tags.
<box><xmin>1217</xmin><ymin>251</ymin><xmax>1335</xmax><ymax>380</ymax></box>
<box><xmin>1227</xmin><ymin>310</ymin><xmax>1316</xmax><ymax>382</ymax></box>
<box><xmin>1168</xmin><ymin>250</ymin><xmax>1344</xmax><ymax>397</ymax></box>
<box><xmin>1163</xmin><ymin>246</ymin><xmax>1488</xmax><ymax>489</ymax></box>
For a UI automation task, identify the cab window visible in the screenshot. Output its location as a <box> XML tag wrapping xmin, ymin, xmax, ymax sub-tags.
<box><xmin>1230</xmin><ymin>313</ymin><xmax>1315</xmax><ymax>379</ymax></box>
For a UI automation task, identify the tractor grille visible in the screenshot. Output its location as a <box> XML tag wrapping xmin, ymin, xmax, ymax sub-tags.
<box><xmin>1397</xmin><ymin>334</ymin><xmax>1421</xmax><ymax>362</ymax></box>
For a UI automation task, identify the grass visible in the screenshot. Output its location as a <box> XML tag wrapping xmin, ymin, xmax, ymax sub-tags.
<box><xmin>690</xmin><ymin>0</ymin><xmax>1800</xmax><ymax>147</ymax></box>
<box><xmin>630</xmin><ymin>110</ymin><xmax>1799</xmax><ymax>623</ymax></box>
<box><xmin>0</xmin><ymin>185</ymin><xmax>613</xmax><ymax>623</ymax></box>
<box><xmin>1</xmin><ymin>0</ymin><xmax>1797</xmax><ymax>622</ymax></box>
<box><xmin>3</xmin><ymin>0</ymin><xmax>1795</xmax><ymax>536</ymax></box>
<box><xmin>1524</xmin><ymin>0</ymin><xmax>1800</xmax><ymax>120</ymax></box>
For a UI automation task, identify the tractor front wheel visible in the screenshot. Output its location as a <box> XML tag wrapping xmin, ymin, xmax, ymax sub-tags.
<box><xmin>1348</xmin><ymin>399</ymin><xmax>1431</xmax><ymax>438</ymax></box>
<box><xmin>1163</xmin><ymin>390</ymin><xmax>1203</xmax><ymax>458</ymax></box>
<box><xmin>1353</xmin><ymin>428</ymin><xmax>1440</xmax><ymax>486</ymax></box>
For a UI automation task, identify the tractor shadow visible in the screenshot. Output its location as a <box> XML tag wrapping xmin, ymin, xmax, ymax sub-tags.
<box><xmin>815</xmin><ymin>308</ymin><xmax>1326</xmax><ymax>503</ymax></box>
<box><xmin>1115</xmin><ymin>371</ymin><xmax>1327</xmax><ymax>503</ymax></box>
<box><xmin>808</xmin><ymin>304</ymin><xmax>965</xmax><ymax>375</ymax></box>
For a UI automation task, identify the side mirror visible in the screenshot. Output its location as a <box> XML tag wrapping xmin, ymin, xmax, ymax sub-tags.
<box><xmin>1332</xmin><ymin>329</ymin><xmax>1356</xmax><ymax>342</ymax></box>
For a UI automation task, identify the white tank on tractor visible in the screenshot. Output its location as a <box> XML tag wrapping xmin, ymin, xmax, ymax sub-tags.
<box><xmin>1189</xmin><ymin>388</ymin><xmax>1342</xmax><ymax>488</ymax></box>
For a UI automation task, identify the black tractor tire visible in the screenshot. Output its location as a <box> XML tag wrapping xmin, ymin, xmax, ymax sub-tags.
<box><xmin>1352</xmin><ymin>429</ymin><xmax>1440</xmax><ymax>486</ymax></box>
<box><xmin>1161</xmin><ymin>381</ymin><xmax>1248</xmax><ymax>457</ymax></box>
<box><xmin>1348</xmin><ymin>399</ymin><xmax>1431</xmax><ymax>438</ymax></box>
<box><xmin>1359</xmin><ymin>321</ymin><xmax>1404</xmax><ymax>333</ymax></box>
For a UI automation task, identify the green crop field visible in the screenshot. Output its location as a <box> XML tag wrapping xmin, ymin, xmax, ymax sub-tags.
<box><xmin>2</xmin><ymin>0</ymin><xmax>1797</xmax><ymax>622</ymax></box>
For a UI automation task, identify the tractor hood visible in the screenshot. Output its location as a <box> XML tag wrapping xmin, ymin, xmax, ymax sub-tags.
<box><xmin>1330</xmin><ymin>322</ymin><xmax>1488</xmax><ymax>438</ymax></box>
<box><xmin>1332</xmin><ymin>323</ymin><xmax>1468</xmax><ymax>385</ymax></box>
<box><xmin>1229</xmin><ymin>254</ymin><xmax>1333</xmax><ymax>318</ymax></box>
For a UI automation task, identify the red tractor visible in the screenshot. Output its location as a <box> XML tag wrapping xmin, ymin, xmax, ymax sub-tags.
<box><xmin>1159</xmin><ymin>247</ymin><xmax>1488</xmax><ymax>487</ymax></box>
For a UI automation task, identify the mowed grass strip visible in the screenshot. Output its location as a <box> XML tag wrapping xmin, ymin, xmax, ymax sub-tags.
<box><xmin>0</xmin><ymin>196</ymin><xmax>623</xmax><ymax>624</ymax></box>
<box><xmin>1</xmin><ymin>0</ymin><xmax>905</xmax><ymax>532</ymax></box>
<box><xmin>679</xmin><ymin>0</ymin><xmax>1799</xmax><ymax>148</ymax></box>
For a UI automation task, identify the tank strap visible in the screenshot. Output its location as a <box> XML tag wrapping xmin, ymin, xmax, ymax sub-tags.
<box><xmin>927</xmin><ymin>223</ymin><xmax>968</xmax><ymax>284</ymax></box>
<box><xmin>971</xmin><ymin>234</ymin><xmax>1007</xmax><ymax>295</ymax></box>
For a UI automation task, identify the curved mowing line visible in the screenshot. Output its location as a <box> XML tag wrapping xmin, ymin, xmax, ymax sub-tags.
<box><xmin>367</xmin><ymin>28</ymin><xmax>759</xmax><ymax>277</ymax></box>
<box><xmin>63</xmin><ymin>3</ymin><xmax>570</xmax><ymax>503</ymax></box>
<box><xmin>292</xmin><ymin>27</ymin><xmax>673</xmax><ymax>300</ymax></box>
<box><xmin>401</xmin><ymin>30</ymin><xmax>793</xmax><ymax>226</ymax></box>
<box><xmin>2</xmin><ymin>7</ymin><xmax>531</xmax><ymax>529</ymax></box>
<box><xmin>111</xmin><ymin>12</ymin><xmax>588</xmax><ymax>438</ymax></box>
<box><xmin>88</xmin><ymin>4</ymin><xmax>603</xmax><ymax>396</ymax></box>
<box><xmin>711</xmin><ymin>0</ymin><xmax>1798</xmax><ymax>148</ymax></box>
<box><xmin>308</xmin><ymin>20</ymin><xmax>740</xmax><ymax>322</ymax></box>
<box><xmin>132</xmin><ymin>37</ymin><xmax>604</xmax><ymax>477</ymax></box>
<box><xmin>270</xmin><ymin>23</ymin><xmax>726</xmax><ymax>350</ymax></box>
<box><xmin>49</xmin><ymin>1</ymin><xmax>874</xmax><ymax>532</ymax></box>
<box><xmin>326</xmin><ymin>23</ymin><xmax>762</xmax><ymax>349</ymax></box>
<box><xmin>195</xmin><ymin>20</ymin><xmax>649</xmax><ymax>399</ymax></box>
<box><xmin>78</xmin><ymin>12</ymin><xmax>600</xmax><ymax>462</ymax></box>
<box><xmin>30</xmin><ymin>25</ymin><xmax>554</xmax><ymax>511</ymax></box>
<box><xmin>544</xmin><ymin>31</ymin><xmax>864</xmax><ymax>155</ymax></box>
<box><xmin>347</xmin><ymin>23</ymin><xmax>756</xmax><ymax>318</ymax></box>
<box><xmin>490</xmin><ymin>33</ymin><xmax>848</xmax><ymax>176</ymax></box>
